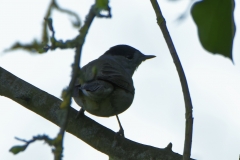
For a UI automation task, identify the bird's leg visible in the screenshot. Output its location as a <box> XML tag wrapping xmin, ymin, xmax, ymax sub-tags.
<box><xmin>112</xmin><ymin>115</ymin><xmax>124</xmax><ymax>147</ymax></box>
<box><xmin>75</xmin><ymin>108</ymin><xmax>85</xmax><ymax>119</ymax></box>
<box><xmin>116</xmin><ymin>115</ymin><xmax>124</xmax><ymax>137</ymax></box>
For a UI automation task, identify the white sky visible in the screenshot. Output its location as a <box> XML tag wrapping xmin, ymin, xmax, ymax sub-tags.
<box><xmin>0</xmin><ymin>0</ymin><xmax>240</xmax><ymax>160</ymax></box>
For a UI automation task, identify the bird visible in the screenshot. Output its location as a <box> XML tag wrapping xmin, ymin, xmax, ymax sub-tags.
<box><xmin>73</xmin><ymin>44</ymin><xmax>155</xmax><ymax>136</ymax></box>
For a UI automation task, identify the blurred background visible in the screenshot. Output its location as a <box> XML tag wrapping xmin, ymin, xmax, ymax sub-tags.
<box><xmin>0</xmin><ymin>0</ymin><xmax>240</xmax><ymax>159</ymax></box>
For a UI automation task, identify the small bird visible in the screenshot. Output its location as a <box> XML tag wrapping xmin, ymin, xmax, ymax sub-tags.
<box><xmin>73</xmin><ymin>44</ymin><xmax>155</xmax><ymax>136</ymax></box>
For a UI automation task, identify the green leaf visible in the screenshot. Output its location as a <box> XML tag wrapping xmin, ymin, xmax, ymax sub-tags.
<box><xmin>9</xmin><ymin>145</ymin><xmax>27</xmax><ymax>154</ymax></box>
<box><xmin>191</xmin><ymin>0</ymin><xmax>235</xmax><ymax>60</ymax></box>
<box><xmin>96</xmin><ymin>0</ymin><xmax>109</xmax><ymax>10</ymax></box>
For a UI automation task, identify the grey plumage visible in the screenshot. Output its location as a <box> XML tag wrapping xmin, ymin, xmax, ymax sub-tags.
<box><xmin>73</xmin><ymin>45</ymin><xmax>155</xmax><ymax>134</ymax></box>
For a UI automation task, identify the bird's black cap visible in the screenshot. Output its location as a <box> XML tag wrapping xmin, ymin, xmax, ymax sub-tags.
<box><xmin>104</xmin><ymin>45</ymin><xmax>138</xmax><ymax>59</ymax></box>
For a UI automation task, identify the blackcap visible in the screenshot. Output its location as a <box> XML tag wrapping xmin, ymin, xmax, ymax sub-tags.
<box><xmin>73</xmin><ymin>44</ymin><xmax>155</xmax><ymax>136</ymax></box>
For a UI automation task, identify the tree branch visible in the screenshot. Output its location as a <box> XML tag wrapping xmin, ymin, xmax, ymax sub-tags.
<box><xmin>0</xmin><ymin>67</ymin><xmax>194</xmax><ymax>160</ymax></box>
<box><xmin>150</xmin><ymin>1</ymin><xmax>194</xmax><ymax>160</ymax></box>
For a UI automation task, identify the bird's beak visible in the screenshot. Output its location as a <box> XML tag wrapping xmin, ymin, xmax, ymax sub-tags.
<box><xmin>142</xmin><ymin>55</ymin><xmax>156</xmax><ymax>61</ymax></box>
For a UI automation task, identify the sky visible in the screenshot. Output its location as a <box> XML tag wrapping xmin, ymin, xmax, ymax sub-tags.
<box><xmin>0</xmin><ymin>0</ymin><xmax>240</xmax><ymax>160</ymax></box>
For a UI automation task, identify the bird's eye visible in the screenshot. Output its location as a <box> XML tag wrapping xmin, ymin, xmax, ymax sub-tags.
<box><xmin>125</xmin><ymin>55</ymin><xmax>133</xmax><ymax>60</ymax></box>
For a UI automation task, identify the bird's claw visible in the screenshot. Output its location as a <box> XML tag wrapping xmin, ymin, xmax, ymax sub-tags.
<box><xmin>112</xmin><ymin>128</ymin><xmax>124</xmax><ymax>148</ymax></box>
<box><xmin>116</xmin><ymin>128</ymin><xmax>125</xmax><ymax>137</ymax></box>
<box><xmin>75</xmin><ymin>108</ymin><xmax>85</xmax><ymax>119</ymax></box>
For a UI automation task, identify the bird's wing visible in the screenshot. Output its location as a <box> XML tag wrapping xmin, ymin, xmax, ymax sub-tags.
<box><xmin>81</xmin><ymin>81</ymin><xmax>100</xmax><ymax>92</ymax></box>
<box><xmin>81</xmin><ymin>80</ymin><xmax>114</xmax><ymax>100</ymax></box>
<box><xmin>97</xmin><ymin>63</ymin><xmax>134</xmax><ymax>94</ymax></box>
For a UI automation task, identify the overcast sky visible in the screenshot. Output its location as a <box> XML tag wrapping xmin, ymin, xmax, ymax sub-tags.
<box><xmin>1</xmin><ymin>0</ymin><xmax>240</xmax><ymax>160</ymax></box>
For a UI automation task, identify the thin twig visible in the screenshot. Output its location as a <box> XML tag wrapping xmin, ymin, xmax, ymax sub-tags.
<box><xmin>149</xmin><ymin>1</ymin><xmax>194</xmax><ymax>160</ymax></box>
<box><xmin>54</xmin><ymin>4</ymin><xmax>98</xmax><ymax>160</ymax></box>
<box><xmin>52</xmin><ymin>0</ymin><xmax>81</xmax><ymax>27</ymax></box>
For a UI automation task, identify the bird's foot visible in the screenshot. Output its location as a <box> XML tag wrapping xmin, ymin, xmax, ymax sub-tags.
<box><xmin>112</xmin><ymin>128</ymin><xmax>124</xmax><ymax>148</ymax></box>
<box><xmin>116</xmin><ymin>127</ymin><xmax>125</xmax><ymax>137</ymax></box>
<box><xmin>75</xmin><ymin>108</ymin><xmax>85</xmax><ymax>119</ymax></box>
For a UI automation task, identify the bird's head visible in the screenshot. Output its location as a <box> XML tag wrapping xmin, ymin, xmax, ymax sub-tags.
<box><xmin>103</xmin><ymin>44</ymin><xmax>156</xmax><ymax>76</ymax></box>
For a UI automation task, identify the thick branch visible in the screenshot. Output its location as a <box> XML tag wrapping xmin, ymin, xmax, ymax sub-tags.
<box><xmin>0</xmin><ymin>67</ymin><xmax>194</xmax><ymax>160</ymax></box>
<box><xmin>150</xmin><ymin>1</ymin><xmax>194</xmax><ymax>160</ymax></box>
